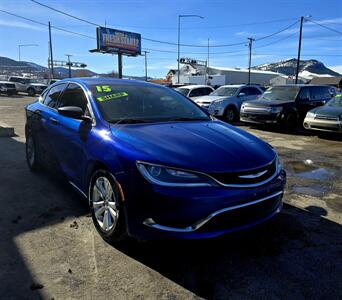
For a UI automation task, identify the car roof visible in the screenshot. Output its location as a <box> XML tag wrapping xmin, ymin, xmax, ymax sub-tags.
<box><xmin>271</xmin><ymin>84</ymin><xmax>330</xmax><ymax>88</ymax></box>
<box><xmin>219</xmin><ymin>84</ymin><xmax>261</xmax><ymax>88</ymax></box>
<box><xmin>177</xmin><ymin>85</ymin><xmax>213</xmax><ymax>89</ymax></box>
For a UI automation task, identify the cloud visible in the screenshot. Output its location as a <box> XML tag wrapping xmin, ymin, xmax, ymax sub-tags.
<box><xmin>0</xmin><ymin>19</ymin><xmax>46</xmax><ymax>32</ymax></box>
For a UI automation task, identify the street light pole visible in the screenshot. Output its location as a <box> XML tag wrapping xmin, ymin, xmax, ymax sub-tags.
<box><xmin>177</xmin><ymin>14</ymin><xmax>204</xmax><ymax>84</ymax></box>
<box><xmin>18</xmin><ymin>44</ymin><xmax>38</xmax><ymax>61</ymax></box>
<box><xmin>143</xmin><ymin>51</ymin><xmax>149</xmax><ymax>81</ymax></box>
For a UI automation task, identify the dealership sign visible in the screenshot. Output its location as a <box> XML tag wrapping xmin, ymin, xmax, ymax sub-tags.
<box><xmin>96</xmin><ymin>27</ymin><xmax>141</xmax><ymax>56</ymax></box>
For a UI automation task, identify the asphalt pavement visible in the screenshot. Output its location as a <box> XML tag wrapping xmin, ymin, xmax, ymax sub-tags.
<box><xmin>0</xmin><ymin>94</ymin><xmax>341</xmax><ymax>299</ymax></box>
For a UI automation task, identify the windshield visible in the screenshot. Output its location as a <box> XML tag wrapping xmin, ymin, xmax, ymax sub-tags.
<box><xmin>175</xmin><ymin>87</ymin><xmax>189</xmax><ymax>96</ymax></box>
<box><xmin>210</xmin><ymin>87</ymin><xmax>238</xmax><ymax>97</ymax></box>
<box><xmin>327</xmin><ymin>95</ymin><xmax>342</xmax><ymax>107</ymax></box>
<box><xmin>90</xmin><ymin>83</ymin><xmax>210</xmax><ymax>123</ymax></box>
<box><xmin>261</xmin><ymin>87</ymin><xmax>300</xmax><ymax>101</ymax></box>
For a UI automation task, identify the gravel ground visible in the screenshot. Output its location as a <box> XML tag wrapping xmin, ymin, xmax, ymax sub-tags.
<box><xmin>0</xmin><ymin>94</ymin><xmax>341</xmax><ymax>300</ymax></box>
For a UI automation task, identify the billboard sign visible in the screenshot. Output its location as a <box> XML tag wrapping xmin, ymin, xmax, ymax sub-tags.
<box><xmin>96</xmin><ymin>27</ymin><xmax>141</xmax><ymax>56</ymax></box>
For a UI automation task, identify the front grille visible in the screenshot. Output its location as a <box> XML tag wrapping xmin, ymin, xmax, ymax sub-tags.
<box><xmin>5</xmin><ymin>83</ymin><xmax>15</xmax><ymax>88</ymax></box>
<box><xmin>199</xmin><ymin>194</ymin><xmax>282</xmax><ymax>232</ymax></box>
<box><xmin>243</xmin><ymin>106</ymin><xmax>271</xmax><ymax>114</ymax></box>
<box><xmin>209</xmin><ymin>159</ymin><xmax>276</xmax><ymax>186</ymax></box>
<box><xmin>315</xmin><ymin>115</ymin><xmax>339</xmax><ymax>121</ymax></box>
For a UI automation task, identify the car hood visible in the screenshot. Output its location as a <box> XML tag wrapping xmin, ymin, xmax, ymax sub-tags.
<box><xmin>311</xmin><ymin>106</ymin><xmax>342</xmax><ymax>117</ymax></box>
<box><xmin>244</xmin><ymin>99</ymin><xmax>293</xmax><ymax>107</ymax></box>
<box><xmin>110</xmin><ymin>121</ymin><xmax>275</xmax><ymax>173</ymax></box>
<box><xmin>195</xmin><ymin>96</ymin><xmax>229</xmax><ymax>103</ymax></box>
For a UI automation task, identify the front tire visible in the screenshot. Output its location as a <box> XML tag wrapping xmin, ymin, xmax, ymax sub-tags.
<box><xmin>26</xmin><ymin>134</ymin><xmax>42</xmax><ymax>172</ymax></box>
<box><xmin>27</xmin><ymin>88</ymin><xmax>36</xmax><ymax>97</ymax></box>
<box><xmin>284</xmin><ymin>112</ymin><xmax>297</xmax><ymax>132</ymax></box>
<box><xmin>224</xmin><ymin>106</ymin><xmax>237</xmax><ymax>123</ymax></box>
<box><xmin>88</xmin><ymin>170</ymin><xmax>126</xmax><ymax>244</ymax></box>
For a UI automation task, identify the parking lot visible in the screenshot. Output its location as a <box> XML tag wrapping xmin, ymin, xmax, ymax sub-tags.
<box><xmin>0</xmin><ymin>94</ymin><xmax>341</xmax><ymax>299</ymax></box>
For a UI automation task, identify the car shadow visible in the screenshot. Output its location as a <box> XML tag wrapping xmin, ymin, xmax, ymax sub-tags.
<box><xmin>0</xmin><ymin>137</ymin><xmax>88</xmax><ymax>298</ymax></box>
<box><xmin>114</xmin><ymin>203</ymin><xmax>342</xmax><ymax>299</ymax></box>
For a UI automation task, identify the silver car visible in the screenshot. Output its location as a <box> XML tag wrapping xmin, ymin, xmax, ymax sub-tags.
<box><xmin>175</xmin><ymin>85</ymin><xmax>214</xmax><ymax>101</ymax></box>
<box><xmin>196</xmin><ymin>85</ymin><xmax>264</xmax><ymax>122</ymax></box>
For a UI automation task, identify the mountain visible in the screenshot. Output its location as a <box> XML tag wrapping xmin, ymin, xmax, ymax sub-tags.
<box><xmin>254</xmin><ymin>58</ymin><xmax>340</xmax><ymax>77</ymax></box>
<box><xmin>0</xmin><ymin>56</ymin><xmax>150</xmax><ymax>80</ymax></box>
<box><xmin>0</xmin><ymin>56</ymin><xmax>97</xmax><ymax>79</ymax></box>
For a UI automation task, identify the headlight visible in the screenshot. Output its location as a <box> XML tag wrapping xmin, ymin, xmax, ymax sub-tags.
<box><xmin>270</xmin><ymin>106</ymin><xmax>282</xmax><ymax>113</ymax></box>
<box><xmin>136</xmin><ymin>162</ymin><xmax>216</xmax><ymax>187</ymax></box>
<box><xmin>306</xmin><ymin>112</ymin><xmax>315</xmax><ymax>118</ymax></box>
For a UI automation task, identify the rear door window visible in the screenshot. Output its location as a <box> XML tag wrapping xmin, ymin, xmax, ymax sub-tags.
<box><xmin>247</xmin><ymin>87</ymin><xmax>262</xmax><ymax>95</ymax></box>
<box><xmin>189</xmin><ymin>88</ymin><xmax>201</xmax><ymax>97</ymax></box>
<box><xmin>43</xmin><ymin>83</ymin><xmax>67</xmax><ymax>109</ymax></box>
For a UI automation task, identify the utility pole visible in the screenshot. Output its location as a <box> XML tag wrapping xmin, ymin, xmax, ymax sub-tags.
<box><xmin>295</xmin><ymin>16</ymin><xmax>304</xmax><ymax>84</ymax></box>
<box><xmin>118</xmin><ymin>52</ymin><xmax>123</xmax><ymax>79</ymax></box>
<box><xmin>207</xmin><ymin>38</ymin><xmax>210</xmax><ymax>85</ymax></box>
<box><xmin>48</xmin><ymin>22</ymin><xmax>54</xmax><ymax>78</ymax></box>
<box><xmin>65</xmin><ymin>54</ymin><xmax>72</xmax><ymax>78</ymax></box>
<box><xmin>143</xmin><ymin>51</ymin><xmax>149</xmax><ymax>81</ymax></box>
<box><xmin>247</xmin><ymin>37</ymin><xmax>255</xmax><ymax>85</ymax></box>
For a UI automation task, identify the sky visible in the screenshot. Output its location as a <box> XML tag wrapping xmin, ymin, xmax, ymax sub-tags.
<box><xmin>0</xmin><ymin>0</ymin><xmax>341</xmax><ymax>78</ymax></box>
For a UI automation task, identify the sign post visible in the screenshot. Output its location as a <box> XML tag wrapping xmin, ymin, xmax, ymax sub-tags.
<box><xmin>90</xmin><ymin>27</ymin><xmax>141</xmax><ymax>79</ymax></box>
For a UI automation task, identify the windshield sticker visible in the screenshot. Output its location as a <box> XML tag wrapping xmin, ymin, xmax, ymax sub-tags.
<box><xmin>97</xmin><ymin>92</ymin><xmax>128</xmax><ymax>102</ymax></box>
<box><xmin>96</xmin><ymin>85</ymin><xmax>112</xmax><ymax>93</ymax></box>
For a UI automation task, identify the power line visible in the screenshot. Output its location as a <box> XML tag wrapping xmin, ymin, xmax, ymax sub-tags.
<box><xmin>255</xmin><ymin>20</ymin><xmax>300</xmax><ymax>41</ymax></box>
<box><xmin>0</xmin><ymin>9</ymin><xmax>95</xmax><ymax>40</ymax></box>
<box><xmin>306</xmin><ymin>18</ymin><xmax>342</xmax><ymax>35</ymax></box>
<box><xmin>29</xmin><ymin>0</ymin><xmax>304</xmax><ymax>48</ymax></box>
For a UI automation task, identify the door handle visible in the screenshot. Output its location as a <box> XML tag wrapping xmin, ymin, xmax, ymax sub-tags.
<box><xmin>49</xmin><ymin>117</ymin><xmax>59</xmax><ymax>125</ymax></box>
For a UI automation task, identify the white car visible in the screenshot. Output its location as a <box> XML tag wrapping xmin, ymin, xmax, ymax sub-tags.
<box><xmin>175</xmin><ymin>85</ymin><xmax>214</xmax><ymax>101</ymax></box>
<box><xmin>8</xmin><ymin>76</ymin><xmax>47</xmax><ymax>96</ymax></box>
<box><xmin>197</xmin><ymin>84</ymin><xmax>264</xmax><ymax>122</ymax></box>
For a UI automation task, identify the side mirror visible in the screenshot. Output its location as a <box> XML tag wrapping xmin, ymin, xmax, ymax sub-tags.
<box><xmin>238</xmin><ymin>92</ymin><xmax>246</xmax><ymax>97</ymax></box>
<box><xmin>58</xmin><ymin>106</ymin><xmax>84</xmax><ymax>119</ymax></box>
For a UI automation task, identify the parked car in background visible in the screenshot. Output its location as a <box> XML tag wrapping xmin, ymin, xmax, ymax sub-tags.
<box><xmin>303</xmin><ymin>94</ymin><xmax>342</xmax><ymax>133</ymax></box>
<box><xmin>175</xmin><ymin>85</ymin><xmax>214</xmax><ymax>101</ymax></box>
<box><xmin>199</xmin><ymin>84</ymin><xmax>264</xmax><ymax>122</ymax></box>
<box><xmin>25</xmin><ymin>78</ymin><xmax>286</xmax><ymax>242</ymax></box>
<box><xmin>240</xmin><ymin>85</ymin><xmax>334</xmax><ymax>130</ymax></box>
<box><xmin>8</xmin><ymin>76</ymin><xmax>47</xmax><ymax>96</ymax></box>
<box><xmin>47</xmin><ymin>79</ymin><xmax>60</xmax><ymax>86</ymax></box>
<box><xmin>0</xmin><ymin>81</ymin><xmax>16</xmax><ymax>96</ymax></box>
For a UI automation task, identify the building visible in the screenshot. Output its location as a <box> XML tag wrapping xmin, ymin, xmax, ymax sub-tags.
<box><xmin>270</xmin><ymin>75</ymin><xmax>306</xmax><ymax>85</ymax></box>
<box><xmin>310</xmin><ymin>76</ymin><xmax>342</xmax><ymax>89</ymax></box>
<box><xmin>167</xmin><ymin>64</ymin><xmax>283</xmax><ymax>86</ymax></box>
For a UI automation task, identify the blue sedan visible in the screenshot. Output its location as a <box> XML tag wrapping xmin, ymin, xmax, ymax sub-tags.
<box><xmin>25</xmin><ymin>78</ymin><xmax>286</xmax><ymax>242</ymax></box>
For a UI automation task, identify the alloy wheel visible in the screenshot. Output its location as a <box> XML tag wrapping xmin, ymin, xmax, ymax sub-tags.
<box><xmin>91</xmin><ymin>176</ymin><xmax>119</xmax><ymax>232</ymax></box>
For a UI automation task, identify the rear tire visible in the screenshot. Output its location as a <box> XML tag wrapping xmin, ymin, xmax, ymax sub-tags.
<box><xmin>224</xmin><ymin>106</ymin><xmax>237</xmax><ymax>123</ymax></box>
<box><xmin>88</xmin><ymin>169</ymin><xmax>127</xmax><ymax>244</ymax></box>
<box><xmin>26</xmin><ymin>134</ymin><xmax>42</xmax><ymax>172</ymax></box>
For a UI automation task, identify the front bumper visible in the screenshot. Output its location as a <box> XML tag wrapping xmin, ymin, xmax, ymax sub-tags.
<box><xmin>240</xmin><ymin>112</ymin><xmax>280</xmax><ymax>124</ymax></box>
<box><xmin>123</xmin><ymin>169</ymin><xmax>286</xmax><ymax>240</ymax></box>
<box><xmin>208</xmin><ymin>104</ymin><xmax>225</xmax><ymax>117</ymax></box>
<box><xmin>304</xmin><ymin>117</ymin><xmax>342</xmax><ymax>133</ymax></box>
